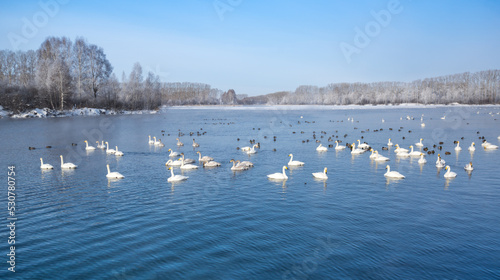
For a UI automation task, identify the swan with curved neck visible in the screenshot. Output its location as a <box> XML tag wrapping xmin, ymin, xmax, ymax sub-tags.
<box><xmin>230</xmin><ymin>159</ymin><xmax>248</xmax><ymax>171</ymax></box>
<box><xmin>335</xmin><ymin>141</ymin><xmax>346</xmax><ymax>150</ymax></box>
<box><xmin>60</xmin><ymin>155</ymin><xmax>77</xmax><ymax>169</ymax></box>
<box><xmin>267</xmin><ymin>166</ymin><xmax>288</xmax><ymax>180</ymax></box>
<box><xmin>176</xmin><ymin>138</ymin><xmax>184</xmax><ymax>146</ymax></box>
<box><xmin>115</xmin><ymin>146</ymin><xmax>124</xmax><ymax>156</ymax></box>
<box><xmin>40</xmin><ymin>158</ymin><xmax>54</xmax><ymax>169</ymax></box>
<box><xmin>455</xmin><ymin>141</ymin><xmax>462</xmax><ymax>151</ymax></box>
<box><xmin>387</xmin><ymin>138</ymin><xmax>393</xmax><ymax>146</ymax></box>
<box><xmin>192</xmin><ymin>139</ymin><xmax>199</xmax><ymax>147</ymax></box>
<box><xmin>148</xmin><ymin>135</ymin><xmax>154</xmax><ymax>144</ymax></box>
<box><xmin>312</xmin><ymin>167</ymin><xmax>328</xmax><ymax>179</ymax></box>
<box><xmin>415</xmin><ymin>138</ymin><xmax>423</xmax><ymax>147</ymax></box>
<box><xmin>468</xmin><ymin>142</ymin><xmax>475</xmax><ymax>151</ymax></box>
<box><xmin>168</xmin><ymin>167</ymin><xmax>188</xmax><ymax>182</ymax></box>
<box><xmin>384</xmin><ymin>165</ymin><xmax>405</xmax><ymax>178</ymax></box>
<box><xmin>316</xmin><ymin>144</ymin><xmax>327</xmax><ymax>152</ymax></box>
<box><xmin>288</xmin><ymin>154</ymin><xmax>304</xmax><ymax>166</ymax></box>
<box><xmin>374</xmin><ymin>151</ymin><xmax>389</xmax><ymax>161</ymax></box>
<box><xmin>418</xmin><ymin>153</ymin><xmax>427</xmax><ymax>164</ymax></box>
<box><xmin>84</xmin><ymin>140</ymin><xmax>96</xmax><ymax>150</ymax></box>
<box><xmin>105</xmin><ymin>142</ymin><xmax>116</xmax><ymax>154</ymax></box>
<box><xmin>197</xmin><ymin>151</ymin><xmax>213</xmax><ymax>162</ymax></box>
<box><xmin>444</xmin><ymin>165</ymin><xmax>457</xmax><ymax>178</ymax></box>
<box><xmin>106</xmin><ymin>164</ymin><xmax>124</xmax><ymax>179</ymax></box>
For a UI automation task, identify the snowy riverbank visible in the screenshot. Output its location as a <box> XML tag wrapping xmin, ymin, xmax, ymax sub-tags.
<box><xmin>0</xmin><ymin>106</ymin><xmax>162</xmax><ymax>119</ymax></box>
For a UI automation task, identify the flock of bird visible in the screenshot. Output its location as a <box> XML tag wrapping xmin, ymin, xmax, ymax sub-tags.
<box><xmin>37</xmin><ymin>113</ymin><xmax>500</xmax><ymax>184</ymax></box>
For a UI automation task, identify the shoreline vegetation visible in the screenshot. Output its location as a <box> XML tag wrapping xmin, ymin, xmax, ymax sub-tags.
<box><xmin>2</xmin><ymin>103</ymin><xmax>500</xmax><ymax>119</ymax></box>
<box><xmin>0</xmin><ymin>36</ymin><xmax>499</xmax><ymax>116</ymax></box>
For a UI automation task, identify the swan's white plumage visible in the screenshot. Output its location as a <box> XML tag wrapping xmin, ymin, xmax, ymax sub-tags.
<box><xmin>84</xmin><ymin>140</ymin><xmax>96</xmax><ymax>150</ymax></box>
<box><xmin>312</xmin><ymin>167</ymin><xmax>328</xmax><ymax>179</ymax></box>
<box><xmin>40</xmin><ymin>158</ymin><xmax>53</xmax><ymax>169</ymax></box>
<box><xmin>384</xmin><ymin>165</ymin><xmax>405</xmax><ymax>179</ymax></box>
<box><xmin>60</xmin><ymin>155</ymin><xmax>77</xmax><ymax>169</ymax></box>
<box><xmin>106</xmin><ymin>164</ymin><xmax>124</xmax><ymax>179</ymax></box>
<box><xmin>267</xmin><ymin>166</ymin><xmax>288</xmax><ymax>180</ymax></box>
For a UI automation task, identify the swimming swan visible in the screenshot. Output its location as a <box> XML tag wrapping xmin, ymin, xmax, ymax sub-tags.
<box><xmin>40</xmin><ymin>158</ymin><xmax>54</xmax><ymax>169</ymax></box>
<box><xmin>468</xmin><ymin>142</ymin><xmax>475</xmax><ymax>151</ymax></box>
<box><xmin>335</xmin><ymin>141</ymin><xmax>346</xmax><ymax>150</ymax></box>
<box><xmin>60</xmin><ymin>155</ymin><xmax>77</xmax><ymax>169</ymax></box>
<box><xmin>179</xmin><ymin>158</ymin><xmax>199</xmax><ymax>170</ymax></box>
<box><xmin>230</xmin><ymin>159</ymin><xmax>248</xmax><ymax>171</ymax></box>
<box><xmin>176</xmin><ymin>138</ymin><xmax>184</xmax><ymax>146</ymax></box>
<box><xmin>267</xmin><ymin>166</ymin><xmax>288</xmax><ymax>180</ymax></box>
<box><xmin>84</xmin><ymin>140</ymin><xmax>96</xmax><ymax>150</ymax></box>
<box><xmin>312</xmin><ymin>167</ymin><xmax>328</xmax><ymax>179</ymax></box>
<box><xmin>168</xmin><ymin>149</ymin><xmax>180</xmax><ymax>157</ymax></box>
<box><xmin>444</xmin><ymin>165</ymin><xmax>457</xmax><ymax>178</ymax></box>
<box><xmin>106</xmin><ymin>164</ymin><xmax>124</xmax><ymax>179</ymax></box>
<box><xmin>197</xmin><ymin>151</ymin><xmax>214</xmax><ymax>162</ymax></box>
<box><xmin>384</xmin><ymin>165</ymin><xmax>405</xmax><ymax>179</ymax></box>
<box><xmin>115</xmin><ymin>146</ymin><xmax>124</xmax><ymax>156</ymax></box>
<box><xmin>464</xmin><ymin>162</ymin><xmax>474</xmax><ymax>171</ymax></box>
<box><xmin>167</xmin><ymin>167</ymin><xmax>188</xmax><ymax>182</ymax></box>
<box><xmin>105</xmin><ymin>142</ymin><xmax>116</xmax><ymax>154</ymax></box>
<box><xmin>288</xmin><ymin>154</ymin><xmax>305</xmax><ymax>166</ymax></box>
<box><xmin>455</xmin><ymin>141</ymin><xmax>462</xmax><ymax>151</ymax></box>
<box><xmin>316</xmin><ymin>144</ymin><xmax>328</xmax><ymax>152</ymax></box>
<box><xmin>418</xmin><ymin>153</ymin><xmax>427</xmax><ymax>164</ymax></box>
<box><xmin>148</xmin><ymin>135</ymin><xmax>154</xmax><ymax>144</ymax></box>
<box><xmin>415</xmin><ymin>138</ymin><xmax>423</xmax><ymax>147</ymax></box>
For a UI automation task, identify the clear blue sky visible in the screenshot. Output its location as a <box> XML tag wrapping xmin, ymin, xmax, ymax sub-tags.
<box><xmin>1</xmin><ymin>0</ymin><xmax>499</xmax><ymax>96</ymax></box>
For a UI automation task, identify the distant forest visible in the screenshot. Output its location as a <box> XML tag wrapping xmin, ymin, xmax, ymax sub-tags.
<box><xmin>0</xmin><ymin>36</ymin><xmax>499</xmax><ymax>113</ymax></box>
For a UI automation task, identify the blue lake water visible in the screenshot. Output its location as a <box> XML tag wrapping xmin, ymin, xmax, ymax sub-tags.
<box><xmin>1</xmin><ymin>105</ymin><xmax>500</xmax><ymax>279</ymax></box>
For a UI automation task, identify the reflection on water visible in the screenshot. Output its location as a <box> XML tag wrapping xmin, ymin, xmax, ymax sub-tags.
<box><xmin>1</xmin><ymin>106</ymin><xmax>499</xmax><ymax>279</ymax></box>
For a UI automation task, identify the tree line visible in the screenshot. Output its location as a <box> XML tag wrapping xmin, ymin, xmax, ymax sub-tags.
<box><xmin>242</xmin><ymin>70</ymin><xmax>500</xmax><ymax>105</ymax></box>
<box><xmin>0</xmin><ymin>36</ymin><xmax>498</xmax><ymax>113</ymax></box>
<box><xmin>0</xmin><ymin>36</ymin><xmax>232</xmax><ymax>113</ymax></box>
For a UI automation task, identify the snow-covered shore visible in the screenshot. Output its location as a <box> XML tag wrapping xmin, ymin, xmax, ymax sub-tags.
<box><xmin>0</xmin><ymin>106</ymin><xmax>161</xmax><ymax>119</ymax></box>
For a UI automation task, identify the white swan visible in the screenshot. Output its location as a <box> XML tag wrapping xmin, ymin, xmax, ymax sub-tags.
<box><xmin>203</xmin><ymin>161</ymin><xmax>221</xmax><ymax>167</ymax></box>
<box><xmin>192</xmin><ymin>139</ymin><xmax>200</xmax><ymax>147</ymax></box>
<box><xmin>312</xmin><ymin>167</ymin><xmax>328</xmax><ymax>179</ymax></box>
<box><xmin>154</xmin><ymin>138</ymin><xmax>165</xmax><ymax>147</ymax></box>
<box><xmin>197</xmin><ymin>151</ymin><xmax>214</xmax><ymax>162</ymax></box>
<box><xmin>357</xmin><ymin>140</ymin><xmax>370</xmax><ymax>150</ymax></box>
<box><xmin>369</xmin><ymin>149</ymin><xmax>378</xmax><ymax>159</ymax></box>
<box><xmin>415</xmin><ymin>138</ymin><xmax>424</xmax><ymax>147</ymax></box>
<box><xmin>483</xmin><ymin>141</ymin><xmax>499</xmax><ymax>150</ymax></box>
<box><xmin>176</xmin><ymin>138</ymin><xmax>184</xmax><ymax>146</ymax></box>
<box><xmin>179</xmin><ymin>158</ymin><xmax>198</xmax><ymax>170</ymax></box>
<box><xmin>418</xmin><ymin>153</ymin><xmax>427</xmax><ymax>164</ymax></box>
<box><xmin>444</xmin><ymin>165</ymin><xmax>457</xmax><ymax>178</ymax></box>
<box><xmin>240</xmin><ymin>146</ymin><xmax>252</xmax><ymax>152</ymax></box>
<box><xmin>374</xmin><ymin>151</ymin><xmax>390</xmax><ymax>161</ymax></box>
<box><xmin>267</xmin><ymin>166</ymin><xmax>288</xmax><ymax>180</ymax></box>
<box><xmin>421</xmin><ymin>122</ymin><xmax>425</xmax><ymax>127</ymax></box>
<box><xmin>246</xmin><ymin>144</ymin><xmax>258</xmax><ymax>155</ymax></box>
<box><xmin>454</xmin><ymin>141</ymin><xmax>462</xmax><ymax>151</ymax></box>
<box><xmin>468</xmin><ymin>142</ymin><xmax>475</xmax><ymax>151</ymax></box>
<box><xmin>237</xmin><ymin>161</ymin><xmax>254</xmax><ymax>168</ymax></box>
<box><xmin>84</xmin><ymin>140</ymin><xmax>96</xmax><ymax>150</ymax></box>
<box><xmin>350</xmin><ymin>143</ymin><xmax>365</xmax><ymax>154</ymax></box>
<box><xmin>106</xmin><ymin>164</ymin><xmax>124</xmax><ymax>179</ymax></box>
<box><xmin>165</xmin><ymin>159</ymin><xmax>182</xmax><ymax>166</ymax></box>
<box><xmin>335</xmin><ymin>141</ymin><xmax>346</xmax><ymax>150</ymax></box>
<box><xmin>384</xmin><ymin>165</ymin><xmax>405</xmax><ymax>179</ymax></box>
<box><xmin>435</xmin><ymin>154</ymin><xmax>446</xmax><ymax>167</ymax></box>
<box><xmin>40</xmin><ymin>158</ymin><xmax>54</xmax><ymax>169</ymax></box>
<box><xmin>316</xmin><ymin>144</ymin><xmax>328</xmax><ymax>152</ymax></box>
<box><xmin>288</xmin><ymin>154</ymin><xmax>305</xmax><ymax>166</ymax></box>
<box><xmin>148</xmin><ymin>135</ymin><xmax>154</xmax><ymax>144</ymax></box>
<box><xmin>464</xmin><ymin>162</ymin><xmax>474</xmax><ymax>171</ymax></box>
<box><xmin>115</xmin><ymin>146</ymin><xmax>124</xmax><ymax>156</ymax></box>
<box><xmin>96</xmin><ymin>141</ymin><xmax>106</xmax><ymax>149</ymax></box>
<box><xmin>394</xmin><ymin>144</ymin><xmax>409</xmax><ymax>154</ymax></box>
<box><xmin>167</xmin><ymin>167</ymin><xmax>188</xmax><ymax>182</ymax></box>
<box><xmin>168</xmin><ymin>149</ymin><xmax>180</xmax><ymax>157</ymax></box>
<box><xmin>230</xmin><ymin>159</ymin><xmax>248</xmax><ymax>171</ymax></box>
<box><xmin>105</xmin><ymin>142</ymin><xmax>116</xmax><ymax>154</ymax></box>
<box><xmin>409</xmin><ymin>145</ymin><xmax>421</xmax><ymax>157</ymax></box>
<box><xmin>60</xmin><ymin>155</ymin><xmax>77</xmax><ymax>169</ymax></box>
<box><xmin>180</xmin><ymin>153</ymin><xmax>196</xmax><ymax>164</ymax></box>
<box><xmin>387</xmin><ymin>138</ymin><xmax>393</xmax><ymax>147</ymax></box>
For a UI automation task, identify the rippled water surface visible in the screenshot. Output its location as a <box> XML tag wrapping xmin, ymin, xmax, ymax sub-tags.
<box><xmin>1</xmin><ymin>105</ymin><xmax>500</xmax><ymax>279</ymax></box>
